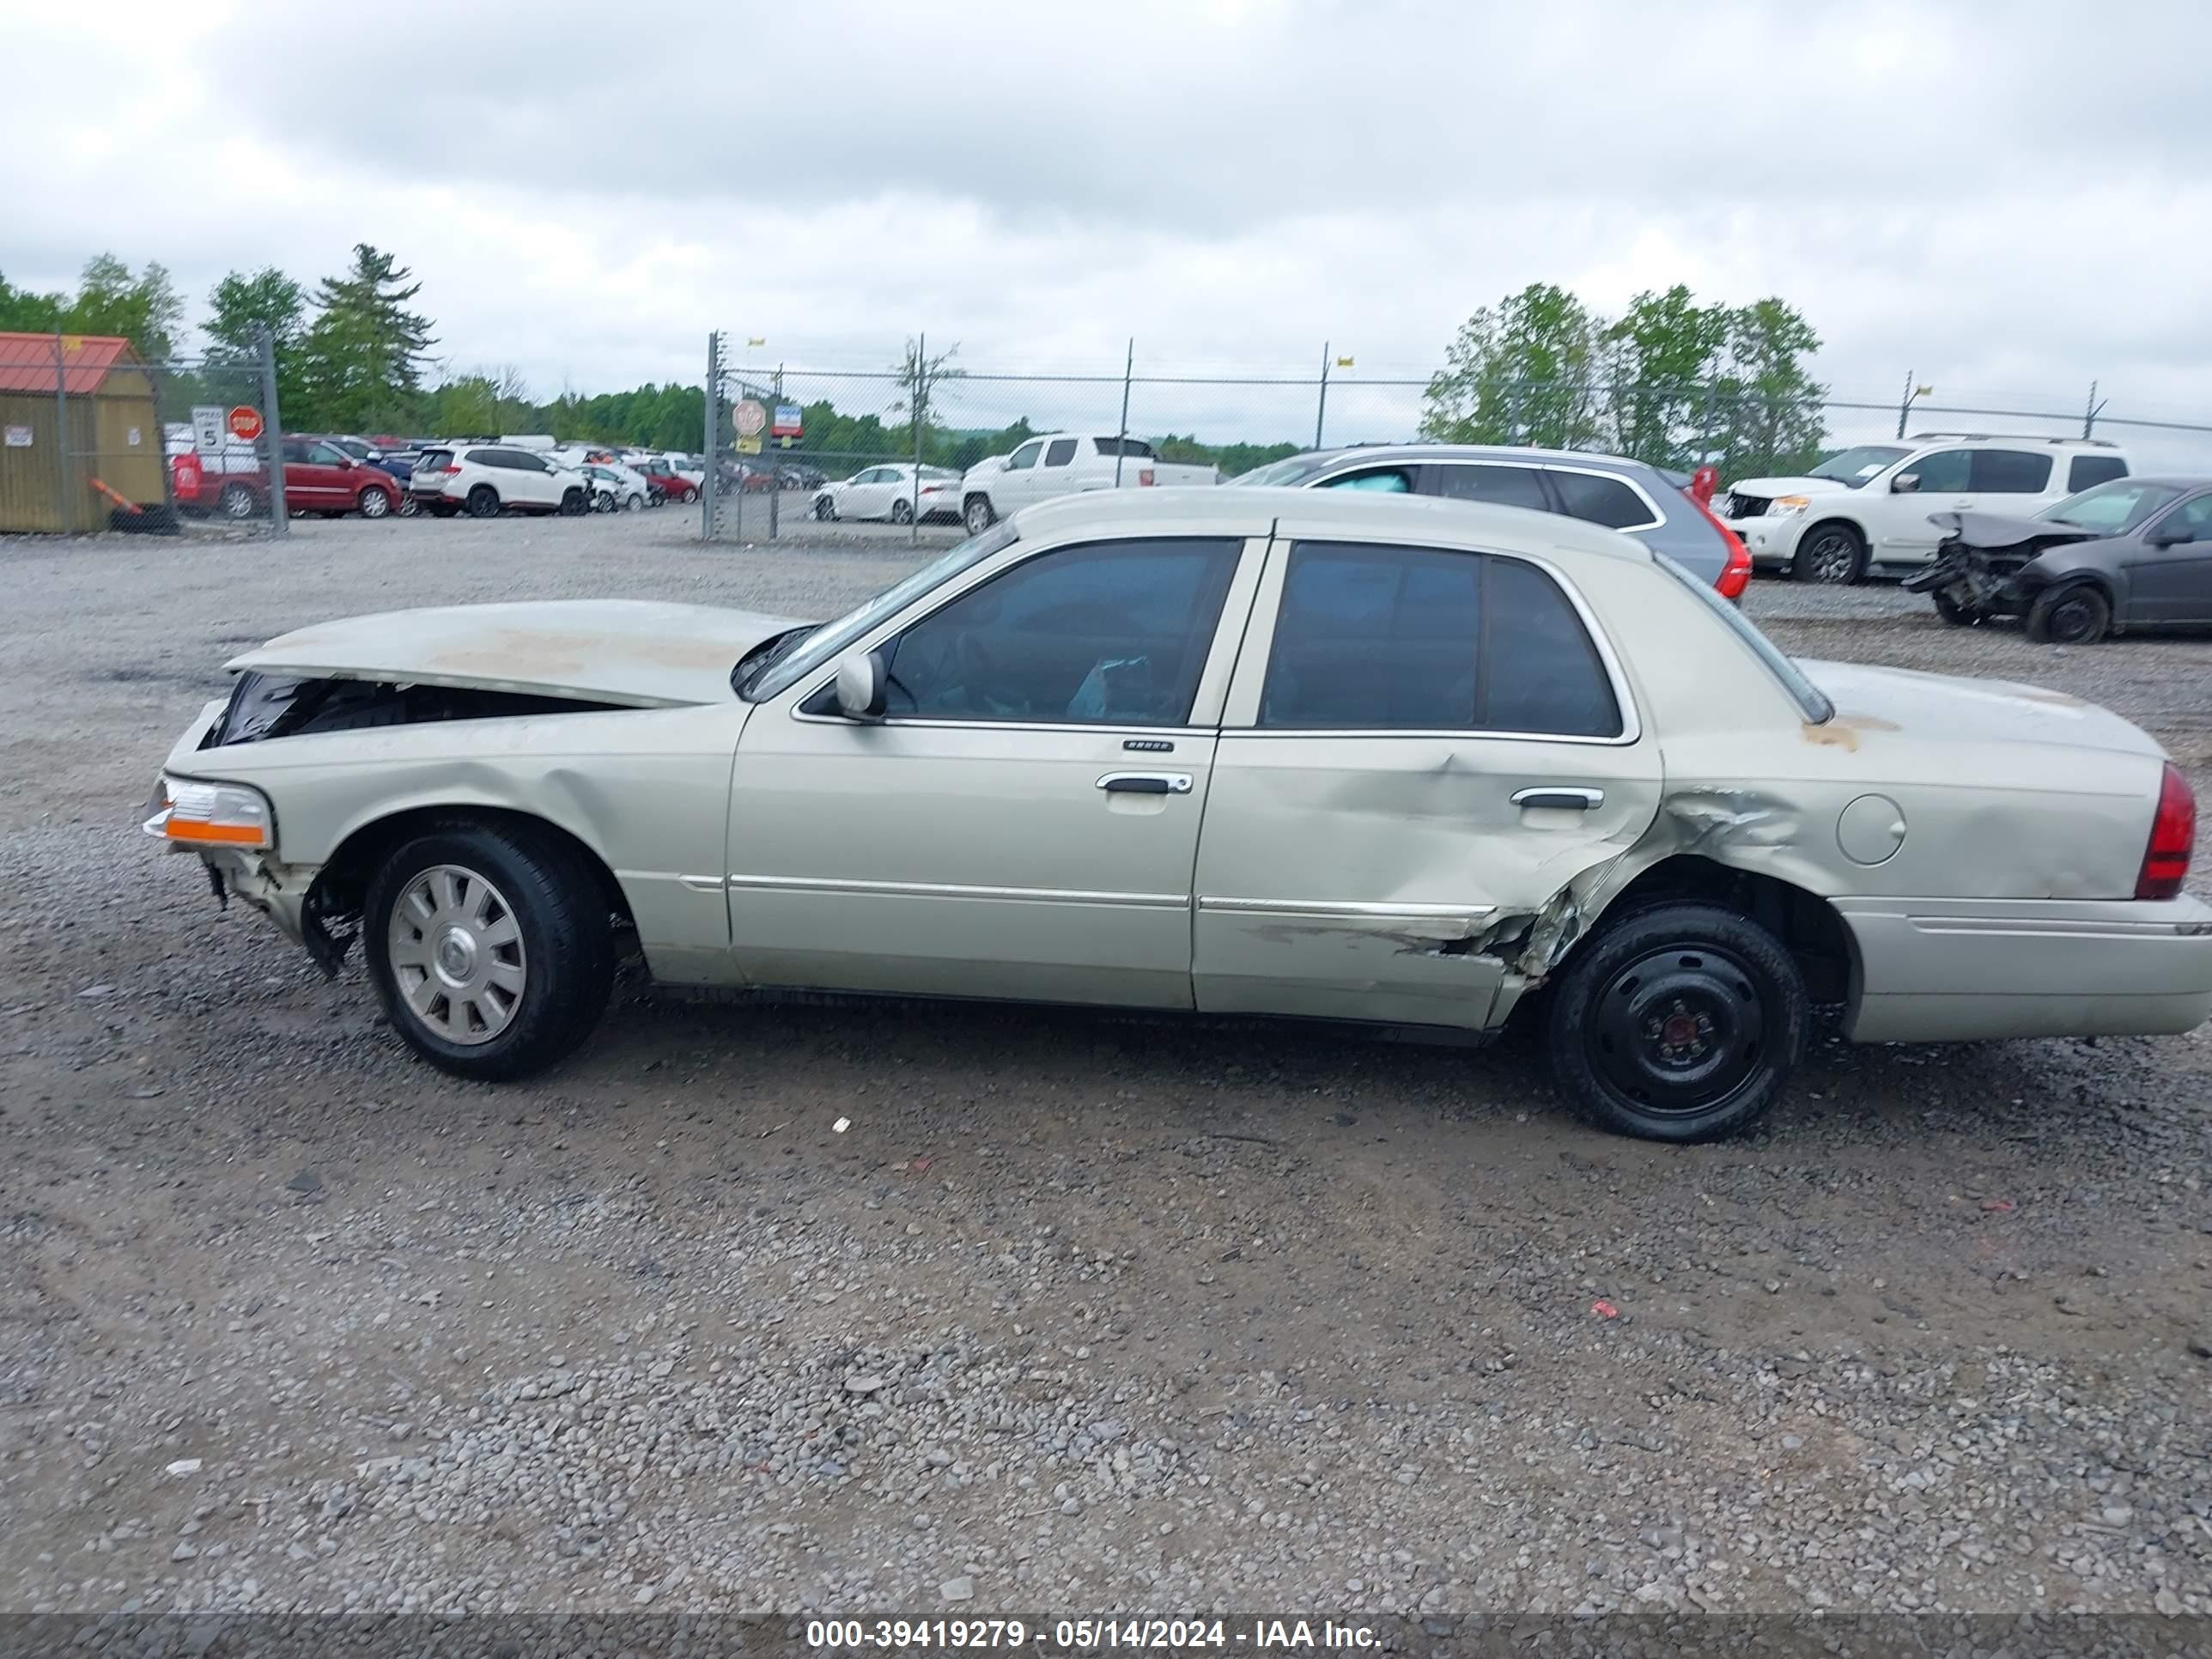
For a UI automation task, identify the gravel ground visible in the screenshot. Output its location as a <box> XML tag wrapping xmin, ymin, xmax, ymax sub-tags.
<box><xmin>3</xmin><ymin>509</ymin><xmax>2209</xmax><ymax>1621</ymax></box>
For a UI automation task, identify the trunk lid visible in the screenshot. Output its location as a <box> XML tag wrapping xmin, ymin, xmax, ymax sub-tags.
<box><xmin>1800</xmin><ymin>659</ymin><xmax>2164</xmax><ymax>760</ymax></box>
<box><xmin>223</xmin><ymin>599</ymin><xmax>806</xmax><ymax>708</ymax></box>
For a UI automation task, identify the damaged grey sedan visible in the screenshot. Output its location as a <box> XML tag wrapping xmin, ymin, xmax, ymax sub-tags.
<box><xmin>146</xmin><ymin>489</ymin><xmax>2212</xmax><ymax>1142</ymax></box>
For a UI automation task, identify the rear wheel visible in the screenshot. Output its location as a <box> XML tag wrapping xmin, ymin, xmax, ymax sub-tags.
<box><xmin>364</xmin><ymin>825</ymin><xmax>615</xmax><ymax>1081</ymax></box>
<box><xmin>357</xmin><ymin>487</ymin><xmax>391</xmax><ymax>519</ymax></box>
<box><xmin>623</xmin><ymin>492</ymin><xmax>645</xmax><ymax>512</ymax></box>
<box><xmin>681</xmin><ymin>485</ymin><xmax>699</xmax><ymax>504</ymax></box>
<box><xmin>398</xmin><ymin>494</ymin><xmax>421</xmax><ymax>518</ymax></box>
<box><xmin>2025</xmin><ymin>581</ymin><xmax>2111</xmax><ymax>644</ymax></box>
<box><xmin>465</xmin><ymin>484</ymin><xmax>500</xmax><ymax>519</ymax></box>
<box><xmin>1545</xmin><ymin>902</ymin><xmax>1807</xmax><ymax>1143</ymax></box>
<box><xmin>218</xmin><ymin>483</ymin><xmax>257</xmax><ymax>520</ymax></box>
<box><xmin>1791</xmin><ymin>522</ymin><xmax>1866</xmax><ymax>585</ymax></box>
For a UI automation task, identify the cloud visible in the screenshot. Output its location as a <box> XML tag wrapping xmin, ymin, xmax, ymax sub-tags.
<box><xmin>5</xmin><ymin>0</ymin><xmax>2211</xmax><ymax>453</ymax></box>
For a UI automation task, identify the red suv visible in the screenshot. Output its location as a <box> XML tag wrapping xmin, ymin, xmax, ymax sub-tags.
<box><xmin>172</xmin><ymin>436</ymin><xmax>404</xmax><ymax>520</ymax></box>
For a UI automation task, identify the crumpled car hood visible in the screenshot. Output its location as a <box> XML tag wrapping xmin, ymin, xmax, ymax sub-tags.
<box><xmin>1799</xmin><ymin>658</ymin><xmax>2163</xmax><ymax>759</ymax></box>
<box><xmin>224</xmin><ymin>599</ymin><xmax>808</xmax><ymax>708</ymax></box>
<box><xmin>1925</xmin><ymin>509</ymin><xmax>2107</xmax><ymax>554</ymax></box>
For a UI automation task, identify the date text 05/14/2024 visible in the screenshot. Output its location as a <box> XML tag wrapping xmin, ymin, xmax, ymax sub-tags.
<box><xmin>804</xmin><ymin>1619</ymin><xmax>1381</xmax><ymax>1650</ymax></box>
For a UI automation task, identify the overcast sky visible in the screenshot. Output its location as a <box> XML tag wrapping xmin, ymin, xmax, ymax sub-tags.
<box><xmin>9</xmin><ymin>0</ymin><xmax>2211</xmax><ymax>449</ymax></box>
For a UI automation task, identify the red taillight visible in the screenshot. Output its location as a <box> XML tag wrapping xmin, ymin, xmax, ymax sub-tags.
<box><xmin>2137</xmin><ymin>763</ymin><xmax>2197</xmax><ymax>900</ymax></box>
<box><xmin>1138</xmin><ymin>467</ymin><xmax>1155</xmax><ymax>487</ymax></box>
<box><xmin>435</xmin><ymin>465</ymin><xmax>461</xmax><ymax>476</ymax></box>
<box><xmin>1684</xmin><ymin>487</ymin><xmax>1753</xmax><ymax>600</ymax></box>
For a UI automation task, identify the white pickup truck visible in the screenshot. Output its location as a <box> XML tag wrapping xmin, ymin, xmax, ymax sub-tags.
<box><xmin>959</xmin><ymin>434</ymin><xmax>1217</xmax><ymax>533</ymax></box>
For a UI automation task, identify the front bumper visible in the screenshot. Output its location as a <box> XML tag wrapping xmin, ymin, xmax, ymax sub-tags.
<box><xmin>1835</xmin><ymin>893</ymin><xmax>2212</xmax><ymax>1043</ymax></box>
<box><xmin>1725</xmin><ymin>513</ymin><xmax>1808</xmax><ymax>568</ymax></box>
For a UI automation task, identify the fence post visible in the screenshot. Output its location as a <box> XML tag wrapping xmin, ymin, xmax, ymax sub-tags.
<box><xmin>256</xmin><ymin>326</ymin><xmax>289</xmax><ymax>534</ymax></box>
<box><xmin>702</xmin><ymin>331</ymin><xmax>719</xmax><ymax>542</ymax></box>
<box><xmin>768</xmin><ymin>362</ymin><xmax>782</xmax><ymax>542</ymax></box>
<box><xmin>908</xmin><ymin>331</ymin><xmax>924</xmax><ymax>544</ymax></box>
<box><xmin>1313</xmin><ymin>341</ymin><xmax>1331</xmax><ymax>450</ymax></box>
<box><xmin>2084</xmin><ymin>380</ymin><xmax>2102</xmax><ymax>441</ymax></box>
<box><xmin>52</xmin><ymin>331</ymin><xmax>70</xmax><ymax>532</ymax></box>
<box><xmin>1698</xmin><ymin>377</ymin><xmax>1719</xmax><ymax>465</ymax></box>
<box><xmin>1114</xmin><ymin>337</ymin><xmax>1134</xmax><ymax>487</ymax></box>
<box><xmin>1895</xmin><ymin>368</ymin><xmax>1914</xmax><ymax>440</ymax></box>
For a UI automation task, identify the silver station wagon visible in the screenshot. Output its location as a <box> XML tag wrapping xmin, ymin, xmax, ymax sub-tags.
<box><xmin>147</xmin><ymin>490</ymin><xmax>2211</xmax><ymax>1141</ymax></box>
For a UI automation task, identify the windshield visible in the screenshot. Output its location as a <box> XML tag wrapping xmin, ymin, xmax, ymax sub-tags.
<box><xmin>2039</xmin><ymin>479</ymin><xmax>2181</xmax><ymax>533</ymax></box>
<box><xmin>1655</xmin><ymin>554</ymin><xmax>1833</xmax><ymax>722</ymax></box>
<box><xmin>1806</xmin><ymin>445</ymin><xmax>1910</xmax><ymax>487</ymax></box>
<box><xmin>741</xmin><ymin>520</ymin><xmax>1022</xmax><ymax>701</ymax></box>
<box><xmin>1229</xmin><ymin>454</ymin><xmax>1337</xmax><ymax>488</ymax></box>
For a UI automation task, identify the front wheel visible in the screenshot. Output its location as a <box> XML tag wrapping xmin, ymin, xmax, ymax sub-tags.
<box><xmin>1544</xmin><ymin>901</ymin><xmax>1808</xmax><ymax>1143</ymax></box>
<box><xmin>558</xmin><ymin>487</ymin><xmax>586</xmax><ymax>516</ymax></box>
<box><xmin>465</xmin><ymin>484</ymin><xmax>501</xmax><ymax>519</ymax></box>
<box><xmin>364</xmin><ymin>825</ymin><xmax>615</xmax><ymax>1081</ymax></box>
<box><xmin>1931</xmin><ymin>587</ymin><xmax>1980</xmax><ymax>627</ymax></box>
<box><xmin>963</xmin><ymin>496</ymin><xmax>994</xmax><ymax>534</ymax></box>
<box><xmin>357</xmin><ymin>487</ymin><xmax>391</xmax><ymax>519</ymax></box>
<box><xmin>2025</xmin><ymin>581</ymin><xmax>2112</xmax><ymax>645</ymax></box>
<box><xmin>1791</xmin><ymin>522</ymin><xmax>1866</xmax><ymax>585</ymax></box>
<box><xmin>813</xmin><ymin>495</ymin><xmax>836</xmax><ymax>521</ymax></box>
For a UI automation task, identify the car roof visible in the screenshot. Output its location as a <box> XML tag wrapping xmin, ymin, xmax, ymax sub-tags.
<box><xmin>1280</xmin><ymin>442</ymin><xmax>1665</xmax><ymax>475</ymax></box>
<box><xmin>2103</xmin><ymin>474</ymin><xmax>2212</xmax><ymax>489</ymax></box>
<box><xmin>1013</xmin><ymin>485</ymin><xmax>1656</xmax><ymax>564</ymax></box>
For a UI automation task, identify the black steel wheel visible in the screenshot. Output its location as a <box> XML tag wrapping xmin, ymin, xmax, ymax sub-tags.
<box><xmin>1545</xmin><ymin>902</ymin><xmax>1807</xmax><ymax>1143</ymax></box>
<box><xmin>2025</xmin><ymin>581</ymin><xmax>2111</xmax><ymax>645</ymax></box>
<box><xmin>465</xmin><ymin>484</ymin><xmax>501</xmax><ymax>519</ymax></box>
<box><xmin>1791</xmin><ymin>522</ymin><xmax>1867</xmax><ymax>585</ymax></box>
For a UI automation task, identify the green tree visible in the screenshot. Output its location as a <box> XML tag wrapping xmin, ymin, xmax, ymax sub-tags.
<box><xmin>64</xmin><ymin>253</ymin><xmax>184</xmax><ymax>356</ymax></box>
<box><xmin>1419</xmin><ymin>283</ymin><xmax>1603</xmax><ymax>450</ymax></box>
<box><xmin>0</xmin><ymin>270</ymin><xmax>67</xmax><ymax>333</ymax></box>
<box><xmin>1711</xmin><ymin>297</ymin><xmax>1827</xmax><ymax>476</ymax></box>
<box><xmin>204</xmin><ymin>266</ymin><xmax>310</xmax><ymax>410</ymax></box>
<box><xmin>1599</xmin><ymin>284</ymin><xmax>1733</xmax><ymax>469</ymax></box>
<box><xmin>297</xmin><ymin>245</ymin><xmax>436</xmax><ymax>430</ymax></box>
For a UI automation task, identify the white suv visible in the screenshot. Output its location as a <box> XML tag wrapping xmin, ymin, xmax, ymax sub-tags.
<box><xmin>410</xmin><ymin>443</ymin><xmax>590</xmax><ymax>519</ymax></box>
<box><xmin>1721</xmin><ymin>434</ymin><xmax>2130</xmax><ymax>584</ymax></box>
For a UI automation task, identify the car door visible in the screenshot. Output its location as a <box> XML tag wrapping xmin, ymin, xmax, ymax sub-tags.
<box><xmin>1966</xmin><ymin>447</ymin><xmax>2056</xmax><ymax>522</ymax></box>
<box><xmin>1868</xmin><ymin>446</ymin><xmax>1976</xmax><ymax>565</ymax></box>
<box><xmin>1193</xmin><ymin>530</ymin><xmax>1662</xmax><ymax>1030</ymax></box>
<box><xmin>842</xmin><ymin>466</ymin><xmax>887</xmax><ymax>518</ymax></box>
<box><xmin>2128</xmin><ymin>493</ymin><xmax>2212</xmax><ymax>624</ymax></box>
<box><xmin>507</xmin><ymin>450</ymin><xmax>563</xmax><ymax>506</ymax></box>
<box><xmin>1035</xmin><ymin>436</ymin><xmax>1084</xmax><ymax>500</ymax></box>
<box><xmin>291</xmin><ymin>440</ymin><xmax>350</xmax><ymax>508</ymax></box>
<box><xmin>995</xmin><ymin>441</ymin><xmax>1046</xmax><ymax>512</ymax></box>
<box><xmin>1423</xmin><ymin>459</ymin><xmax>1552</xmax><ymax>513</ymax></box>
<box><xmin>728</xmin><ymin>532</ymin><xmax>1265</xmax><ymax>1006</ymax></box>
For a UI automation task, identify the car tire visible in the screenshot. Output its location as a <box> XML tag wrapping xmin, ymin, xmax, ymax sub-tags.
<box><xmin>357</xmin><ymin>487</ymin><xmax>391</xmax><ymax>520</ymax></box>
<box><xmin>681</xmin><ymin>486</ymin><xmax>699</xmax><ymax>504</ymax></box>
<box><xmin>813</xmin><ymin>496</ymin><xmax>836</xmax><ymax>521</ymax></box>
<box><xmin>398</xmin><ymin>495</ymin><xmax>421</xmax><ymax>518</ymax></box>
<box><xmin>558</xmin><ymin>487</ymin><xmax>586</xmax><ymax>516</ymax></box>
<box><xmin>890</xmin><ymin>498</ymin><xmax>915</xmax><ymax>525</ymax></box>
<box><xmin>1930</xmin><ymin>588</ymin><xmax>1980</xmax><ymax>626</ymax></box>
<box><xmin>2025</xmin><ymin>580</ymin><xmax>2112</xmax><ymax>645</ymax></box>
<box><xmin>219</xmin><ymin>483</ymin><xmax>258</xmax><ymax>520</ymax></box>
<box><xmin>1544</xmin><ymin>901</ymin><xmax>1808</xmax><ymax>1144</ymax></box>
<box><xmin>1791</xmin><ymin>521</ymin><xmax>1867</xmax><ymax>585</ymax></box>
<box><xmin>964</xmin><ymin>495</ymin><xmax>995</xmax><ymax>534</ymax></box>
<box><xmin>623</xmin><ymin>493</ymin><xmax>644</xmax><ymax>512</ymax></box>
<box><xmin>364</xmin><ymin>824</ymin><xmax>615</xmax><ymax>1082</ymax></box>
<box><xmin>465</xmin><ymin>484</ymin><xmax>501</xmax><ymax>519</ymax></box>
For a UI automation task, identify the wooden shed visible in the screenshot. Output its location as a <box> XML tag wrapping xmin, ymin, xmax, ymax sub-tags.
<box><xmin>0</xmin><ymin>332</ymin><xmax>168</xmax><ymax>532</ymax></box>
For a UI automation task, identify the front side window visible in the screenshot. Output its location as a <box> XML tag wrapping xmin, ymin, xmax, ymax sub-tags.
<box><xmin>510</xmin><ymin>452</ymin><xmax>549</xmax><ymax>473</ymax></box>
<box><xmin>1901</xmin><ymin>448</ymin><xmax>1972</xmax><ymax>492</ymax></box>
<box><xmin>1259</xmin><ymin>542</ymin><xmax>1620</xmax><ymax>738</ymax></box>
<box><xmin>1432</xmin><ymin>463</ymin><xmax>1549</xmax><ymax>511</ymax></box>
<box><xmin>1971</xmin><ymin>450</ymin><xmax>2052</xmax><ymax>493</ymax></box>
<box><xmin>1549</xmin><ymin>471</ymin><xmax>1656</xmax><ymax>530</ymax></box>
<box><xmin>1043</xmin><ymin>438</ymin><xmax>1079</xmax><ymax>466</ymax></box>
<box><xmin>877</xmin><ymin>538</ymin><xmax>1242</xmax><ymax>725</ymax></box>
<box><xmin>1006</xmin><ymin>441</ymin><xmax>1042</xmax><ymax>471</ymax></box>
<box><xmin>1320</xmin><ymin>466</ymin><xmax>1413</xmax><ymax>493</ymax></box>
<box><xmin>307</xmin><ymin>442</ymin><xmax>348</xmax><ymax>466</ymax></box>
<box><xmin>2069</xmin><ymin>453</ymin><xmax>2128</xmax><ymax>491</ymax></box>
<box><xmin>2164</xmin><ymin>493</ymin><xmax>2212</xmax><ymax>538</ymax></box>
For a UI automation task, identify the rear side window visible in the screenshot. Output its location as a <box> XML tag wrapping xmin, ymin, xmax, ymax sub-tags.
<box><xmin>1260</xmin><ymin>542</ymin><xmax>1621</xmax><ymax>738</ymax></box>
<box><xmin>1431</xmin><ymin>463</ymin><xmax>1550</xmax><ymax>511</ymax></box>
<box><xmin>1093</xmin><ymin>438</ymin><xmax>1154</xmax><ymax>459</ymax></box>
<box><xmin>1972</xmin><ymin>450</ymin><xmax>2052</xmax><ymax>493</ymax></box>
<box><xmin>1044</xmin><ymin>439</ymin><xmax>1079</xmax><ymax>466</ymax></box>
<box><xmin>1549</xmin><ymin>471</ymin><xmax>1656</xmax><ymax>530</ymax></box>
<box><xmin>1320</xmin><ymin>467</ymin><xmax>1413</xmax><ymax>493</ymax></box>
<box><xmin>465</xmin><ymin>449</ymin><xmax>504</xmax><ymax>468</ymax></box>
<box><xmin>2069</xmin><ymin>453</ymin><xmax>2128</xmax><ymax>491</ymax></box>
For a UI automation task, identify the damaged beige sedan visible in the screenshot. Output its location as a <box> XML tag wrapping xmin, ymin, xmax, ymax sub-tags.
<box><xmin>147</xmin><ymin>489</ymin><xmax>2211</xmax><ymax>1141</ymax></box>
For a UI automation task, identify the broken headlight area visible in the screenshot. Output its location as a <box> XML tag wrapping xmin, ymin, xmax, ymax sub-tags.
<box><xmin>200</xmin><ymin>672</ymin><xmax>626</xmax><ymax>747</ymax></box>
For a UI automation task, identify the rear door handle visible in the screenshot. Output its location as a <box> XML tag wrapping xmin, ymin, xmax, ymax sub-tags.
<box><xmin>1510</xmin><ymin>787</ymin><xmax>1604</xmax><ymax>811</ymax></box>
<box><xmin>1097</xmin><ymin>772</ymin><xmax>1193</xmax><ymax>795</ymax></box>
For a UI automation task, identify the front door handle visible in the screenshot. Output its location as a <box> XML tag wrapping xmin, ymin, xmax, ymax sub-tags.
<box><xmin>1097</xmin><ymin>772</ymin><xmax>1193</xmax><ymax>795</ymax></box>
<box><xmin>1510</xmin><ymin>787</ymin><xmax>1604</xmax><ymax>811</ymax></box>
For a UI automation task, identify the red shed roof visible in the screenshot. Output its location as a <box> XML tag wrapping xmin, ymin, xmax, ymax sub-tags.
<box><xmin>0</xmin><ymin>333</ymin><xmax>137</xmax><ymax>395</ymax></box>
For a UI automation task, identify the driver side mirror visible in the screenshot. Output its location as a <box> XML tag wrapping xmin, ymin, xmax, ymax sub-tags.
<box><xmin>832</xmin><ymin>651</ymin><xmax>888</xmax><ymax>720</ymax></box>
<box><xmin>1891</xmin><ymin>472</ymin><xmax>1921</xmax><ymax>494</ymax></box>
<box><xmin>2149</xmin><ymin>521</ymin><xmax>2197</xmax><ymax>547</ymax></box>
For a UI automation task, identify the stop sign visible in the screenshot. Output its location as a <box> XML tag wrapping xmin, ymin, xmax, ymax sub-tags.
<box><xmin>227</xmin><ymin>405</ymin><xmax>264</xmax><ymax>442</ymax></box>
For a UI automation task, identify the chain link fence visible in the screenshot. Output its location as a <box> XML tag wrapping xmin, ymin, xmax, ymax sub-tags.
<box><xmin>0</xmin><ymin>329</ymin><xmax>293</xmax><ymax>537</ymax></box>
<box><xmin>702</xmin><ymin>333</ymin><xmax>2212</xmax><ymax>544</ymax></box>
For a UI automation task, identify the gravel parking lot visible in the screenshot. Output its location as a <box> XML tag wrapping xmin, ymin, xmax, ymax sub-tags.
<box><xmin>3</xmin><ymin>508</ymin><xmax>2209</xmax><ymax>1622</ymax></box>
